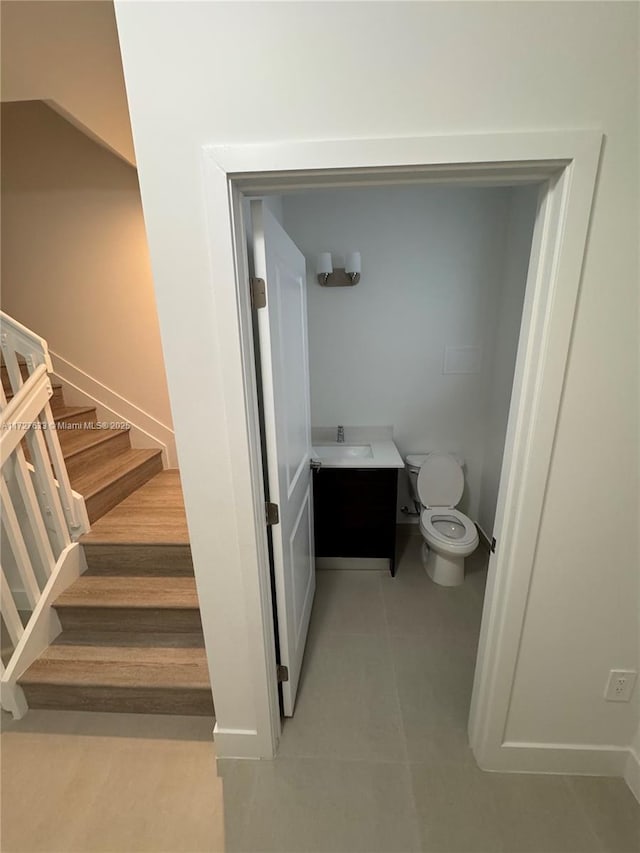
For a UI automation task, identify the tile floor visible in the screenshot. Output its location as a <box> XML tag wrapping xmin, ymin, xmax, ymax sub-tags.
<box><xmin>222</xmin><ymin>533</ymin><xmax>640</xmax><ymax>853</ymax></box>
<box><xmin>1</xmin><ymin>711</ymin><xmax>224</xmax><ymax>852</ymax></box>
<box><xmin>1</xmin><ymin>533</ymin><xmax>638</xmax><ymax>852</ymax></box>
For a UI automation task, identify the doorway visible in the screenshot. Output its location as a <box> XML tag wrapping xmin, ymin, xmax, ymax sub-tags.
<box><xmin>203</xmin><ymin>131</ymin><xmax>601</xmax><ymax>766</ymax></box>
<box><xmin>248</xmin><ymin>182</ymin><xmax>538</xmax><ymax>729</ymax></box>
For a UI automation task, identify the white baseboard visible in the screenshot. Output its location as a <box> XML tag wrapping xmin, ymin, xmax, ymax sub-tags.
<box><xmin>50</xmin><ymin>351</ymin><xmax>177</xmax><ymax>467</ymax></box>
<box><xmin>397</xmin><ymin>520</ymin><xmax>421</xmax><ymax>533</ymax></box>
<box><xmin>474</xmin><ymin>740</ymin><xmax>629</xmax><ymax>777</ymax></box>
<box><xmin>624</xmin><ymin>745</ymin><xmax>640</xmax><ymax>803</ymax></box>
<box><xmin>397</xmin><ymin>516</ymin><xmax>421</xmax><ymax>526</ymax></box>
<box><xmin>316</xmin><ymin>557</ymin><xmax>389</xmax><ymax>571</ymax></box>
<box><xmin>213</xmin><ymin>724</ymin><xmax>273</xmax><ymax>758</ymax></box>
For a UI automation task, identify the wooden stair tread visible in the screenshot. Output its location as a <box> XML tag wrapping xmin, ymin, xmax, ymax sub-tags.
<box><xmin>55</xmin><ymin>576</ymin><xmax>199</xmax><ymax>610</ymax></box>
<box><xmin>81</xmin><ymin>470</ymin><xmax>189</xmax><ymax>545</ymax></box>
<box><xmin>54</xmin><ymin>630</ymin><xmax>204</xmax><ymax>647</ymax></box>
<box><xmin>3</xmin><ymin>359</ymin><xmax>207</xmax><ymax>715</ymax></box>
<box><xmin>51</xmin><ymin>404</ymin><xmax>97</xmax><ymax>431</ymax></box>
<box><xmin>81</xmin><ymin>544</ymin><xmax>194</xmax><ymax>577</ymax></box>
<box><xmin>2</xmin><ymin>353</ymin><xmax>209</xmax><ymax>715</ymax></box>
<box><xmin>53</xmin><ymin>405</ymin><xmax>96</xmax><ymax>423</ymax></box>
<box><xmin>58</xmin><ymin>425</ymin><xmax>130</xmax><ymax>458</ymax></box>
<box><xmin>20</xmin><ymin>644</ymin><xmax>210</xmax><ymax>690</ymax></box>
<box><xmin>70</xmin><ymin>448</ymin><xmax>162</xmax><ymax>499</ymax></box>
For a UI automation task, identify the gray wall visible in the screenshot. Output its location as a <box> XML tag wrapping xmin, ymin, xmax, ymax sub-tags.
<box><xmin>477</xmin><ymin>186</ymin><xmax>538</xmax><ymax>536</ymax></box>
<box><xmin>281</xmin><ymin>185</ymin><xmax>532</xmax><ymax>521</ymax></box>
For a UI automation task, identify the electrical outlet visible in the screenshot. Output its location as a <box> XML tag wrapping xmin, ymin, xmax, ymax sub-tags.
<box><xmin>604</xmin><ymin>670</ymin><xmax>637</xmax><ymax>702</ymax></box>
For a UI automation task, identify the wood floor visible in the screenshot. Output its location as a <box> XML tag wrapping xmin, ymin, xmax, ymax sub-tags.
<box><xmin>12</xmin><ymin>374</ymin><xmax>213</xmax><ymax>718</ymax></box>
<box><xmin>82</xmin><ymin>469</ymin><xmax>189</xmax><ymax>544</ymax></box>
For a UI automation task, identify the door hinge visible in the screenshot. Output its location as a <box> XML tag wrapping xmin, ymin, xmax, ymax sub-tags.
<box><xmin>265</xmin><ymin>501</ymin><xmax>279</xmax><ymax>526</ymax></box>
<box><xmin>276</xmin><ymin>664</ymin><xmax>289</xmax><ymax>683</ymax></box>
<box><xmin>250</xmin><ymin>277</ymin><xmax>266</xmax><ymax>309</ymax></box>
<box><xmin>491</xmin><ymin>537</ymin><xmax>497</xmax><ymax>553</ymax></box>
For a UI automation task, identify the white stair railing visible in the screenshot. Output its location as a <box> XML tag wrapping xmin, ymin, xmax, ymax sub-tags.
<box><xmin>0</xmin><ymin>312</ymin><xmax>90</xmax><ymax>717</ymax></box>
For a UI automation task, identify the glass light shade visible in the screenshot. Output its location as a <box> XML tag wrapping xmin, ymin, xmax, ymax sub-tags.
<box><xmin>345</xmin><ymin>252</ymin><xmax>361</xmax><ymax>274</ymax></box>
<box><xmin>316</xmin><ymin>252</ymin><xmax>333</xmax><ymax>275</ymax></box>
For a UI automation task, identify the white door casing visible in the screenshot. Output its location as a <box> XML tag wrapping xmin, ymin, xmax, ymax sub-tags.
<box><xmin>197</xmin><ymin>131</ymin><xmax>601</xmax><ymax>764</ymax></box>
<box><xmin>251</xmin><ymin>200</ymin><xmax>316</xmax><ymax>716</ymax></box>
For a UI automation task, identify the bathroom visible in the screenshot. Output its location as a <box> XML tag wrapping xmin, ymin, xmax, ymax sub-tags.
<box><xmin>247</xmin><ymin>181</ymin><xmax>538</xmax><ymax>743</ymax></box>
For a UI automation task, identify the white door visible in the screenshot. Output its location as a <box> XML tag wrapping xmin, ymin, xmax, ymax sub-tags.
<box><xmin>251</xmin><ymin>200</ymin><xmax>315</xmax><ymax>716</ymax></box>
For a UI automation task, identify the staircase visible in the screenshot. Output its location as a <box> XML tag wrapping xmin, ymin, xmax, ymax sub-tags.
<box><xmin>3</xmin><ymin>360</ymin><xmax>163</xmax><ymax>523</ymax></box>
<box><xmin>2</xmin><ymin>362</ymin><xmax>213</xmax><ymax>717</ymax></box>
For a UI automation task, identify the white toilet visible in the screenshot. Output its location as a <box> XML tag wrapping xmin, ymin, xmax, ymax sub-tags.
<box><xmin>405</xmin><ymin>453</ymin><xmax>479</xmax><ymax>587</ymax></box>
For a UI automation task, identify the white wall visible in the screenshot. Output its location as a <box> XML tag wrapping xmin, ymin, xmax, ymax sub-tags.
<box><xmin>1</xmin><ymin>101</ymin><xmax>173</xmax><ymax>433</ymax></box>
<box><xmin>1</xmin><ymin>0</ymin><xmax>134</xmax><ymax>164</ymax></box>
<box><xmin>114</xmin><ymin>1</ymin><xmax>639</xmax><ymax>759</ymax></box>
<box><xmin>280</xmin><ymin>185</ymin><xmax>514</xmax><ymax>520</ymax></box>
<box><xmin>477</xmin><ymin>186</ymin><xmax>538</xmax><ymax>537</ymax></box>
<box><xmin>626</xmin><ymin>722</ymin><xmax>640</xmax><ymax>802</ymax></box>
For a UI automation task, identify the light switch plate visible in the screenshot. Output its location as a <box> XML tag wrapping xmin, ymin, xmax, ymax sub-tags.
<box><xmin>443</xmin><ymin>346</ymin><xmax>482</xmax><ymax>374</ymax></box>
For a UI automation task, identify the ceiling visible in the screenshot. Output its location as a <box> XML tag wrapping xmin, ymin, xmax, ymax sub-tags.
<box><xmin>1</xmin><ymin>0</ymin><xmax>135</xmax><ymax>166</ymax></box>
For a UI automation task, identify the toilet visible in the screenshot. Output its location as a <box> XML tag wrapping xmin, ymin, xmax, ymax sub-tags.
<box><xmin>405</xmin><ymin>453</ymin><xmax>479</xmax><ymax>586</ymax></box>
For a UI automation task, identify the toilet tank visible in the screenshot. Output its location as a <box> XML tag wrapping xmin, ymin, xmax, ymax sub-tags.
<box><xmin>405</xmin><ymin>454</ymin><xmax>430</xmax><ymax>504</ymax></box>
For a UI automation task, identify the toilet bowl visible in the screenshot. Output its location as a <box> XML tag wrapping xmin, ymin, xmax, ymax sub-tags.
<box><xmin>406</xmin><ymin>453</ymin><xmax>479</xmax><ymax>586</ymax></box>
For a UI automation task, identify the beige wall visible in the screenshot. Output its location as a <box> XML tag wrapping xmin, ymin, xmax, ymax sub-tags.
<box><xmin>1</xmin><ymin>0</ymin><xmax>134</xmax><ymax>164</ymax></box>
<box><xmin>1</xmin><ymin>100</ymin><xmax>172</xmax><ymax>429</ymax></box>
<box><xmin>115</xmin><ymin>0</ymin><xmax>638</xmax><ymax>754</ymax></box>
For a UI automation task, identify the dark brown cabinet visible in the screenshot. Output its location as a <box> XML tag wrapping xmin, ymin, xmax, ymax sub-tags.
<box><xmin>313</xmin><ymin>468</ymin><xmax>398</xmax><ymax>576</ymax></box>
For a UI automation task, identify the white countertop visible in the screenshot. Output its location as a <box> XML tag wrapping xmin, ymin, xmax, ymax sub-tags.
<box><xmin>311</xmin><ymin>426</ymin><xmax>404</xmax><ymax>469</ymax></box>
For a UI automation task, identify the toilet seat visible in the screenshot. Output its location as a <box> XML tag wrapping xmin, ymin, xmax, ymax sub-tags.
<box><xmin>420</xmin><ymin>508</ymin><xmax>478</xmax><ymax>553</ymax></box>
<box><xmin>416</xmin><ymin>453</ymin><xmax>464</xmax><ymax>508</ymax></box>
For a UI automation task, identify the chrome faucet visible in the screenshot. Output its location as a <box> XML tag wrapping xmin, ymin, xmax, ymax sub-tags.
<box><xmin>337</xmin><ymin>425</ymin><xmax>345</xmax><ymax>443</ymax></box>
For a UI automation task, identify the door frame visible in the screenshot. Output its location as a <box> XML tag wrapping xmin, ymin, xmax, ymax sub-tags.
<box><xmin>202</xmin><ymin>130</ymin><xmax>602</xmax><ymax>766</ymax></box>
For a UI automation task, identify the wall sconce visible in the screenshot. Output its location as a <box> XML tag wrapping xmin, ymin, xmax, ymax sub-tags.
<box><xmin>316</xmin><ymin>252</ymin><xmax>361</xmax><ymax>287</ymax></box>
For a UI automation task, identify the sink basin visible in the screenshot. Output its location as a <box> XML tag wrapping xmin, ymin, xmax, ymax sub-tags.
<box><xmin>313</xmin><ymin>444</ymin><xmax>373</xmax><ymax>460</ymax></box>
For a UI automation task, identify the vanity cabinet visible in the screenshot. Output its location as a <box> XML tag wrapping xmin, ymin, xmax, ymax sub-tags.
<box><xmin>313</xmin><ymin>467</ymin><xmax>398</xmax><ymax>576</ymax></box>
